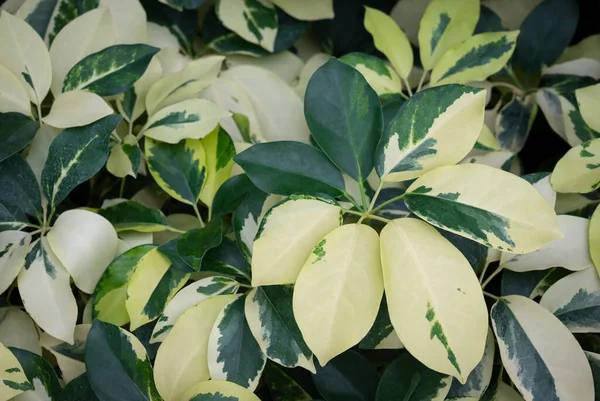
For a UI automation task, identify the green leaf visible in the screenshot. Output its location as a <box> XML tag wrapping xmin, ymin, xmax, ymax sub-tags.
<box><xmin>181</xmin><ymin>380</ymin><xmax>262</xmax><ymax>401</ymax></box>
<box><xmin>339</xmin><ymin>53</ymin><xmax>403</xmax><ymax>96</ymax></box>
<box><xmin>199</xmin><ymin>126</ymin><xmax>236</xmax><ymax>209</ymax></box>
<box><xmin>0</xmin><ymin>155</ymin><xmax>42</xmax><ymax>224</ymax></box>
<box><xmin>264</xmin><ymin>363</ymin><xmax>312</xmax><ymax>401</ymax></box>
<box><xmin>312</xmin><ymin>350</ymin><xmax>379</xmax><ymax>401</ymax></box>
<box><xmin>376</xmin><ymin>353</ymin><xmax>451</xmax><ymax>401</ymax></box>
<box><xmin>85</xmin><ymin>320</ymin><xmax>161</xmax><ymax>401</ymax></box>
<box><xmin>501</xmin><ymin>268</ymin><xmax>571</xmax><ymax>299</ymax></box>
<box><xmin>211</xmin><ymin>174</ymin><xmax>256</xmax><ymax>218</ymax></box>
<box><xmin>41</xmin><ymin>114</ymin><xmax>122</xmax><ymax>209</ymax></box>
<box><xmin>304</xmin><ymin>58</ymin><xmax>383</xmax><ymax>183</ymax></box>
<box><xmin>359</xmin><ymin>298</ymin><xmax>403</xmax><ymax>350</ymax></box>
<box><xmin>0</xmin><ymin>113</ymin><xmax>38</xmax><ymax>163</ymax></box>
<box><xmin>201</xmin><ymin>237</ymin><xmax>251</xmax><ymax>279</ymax></box>
<box><xmin>163</xmin><ymin>0</ymin><xmax>205</xmax><ymax>10</ymax></box>
<box><xmin>215</xmin><ymin>0</ymin><xmax>278</xmax><ymax>52</ymax></box>
<box><xmin>233</xmin><ymin>141</ymin><xmax>346</xmax><ymax>197</ymax></box>
<box><xmin>62</xmin><ymin>44</ymin><xmax>160</xmax><ymax>96</ymax></box>
<box><xmin>58</xmin><ymin>373</ymin><xmax>99</xmax><ymax>401</ymax></box>
<box><xmin>99</xmin><ymin>200</ymin><xmax>170</xmax><ymax>232</ymax></box>
<box><xmin>0</xmin><ymin>342</ymin><xmax>32</xmax><ymax>399</ymax></box>
<box><xmin>514</xmin><ymin>0</ymin><xmax>579</xmax><ymax>74</ymax></box>
<box><xmin>10</xmin><ymin>347</ymin><xmax>61</xmax><ymax>400</ymax></box>
<box><xmin>0</xmin><ymin>204</ymin><xmax>27</xmax><ymax>231</ymax></box>
<box><xmin>208</xmin><ymin>295</ymin><xmax>267</xmax><ymax>390</ymax></box>
<box><xmin>496</xmin><ymin>96</ymin><xmax>537</xmax><ymax>153</ymax></box>
<box><xmin>245</xmin><ymin>285</ymin><xmax>314</xmax><ymax>371</ymax></box>
<box><xmin>585</xmin><ymin>351</ymin><xmax>600</xmax><ymax>401</ymax></box>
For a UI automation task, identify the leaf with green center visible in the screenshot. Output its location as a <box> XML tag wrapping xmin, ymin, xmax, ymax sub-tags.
<box><xmin>0</xmin><ymin>155</ymin><xmax>42</xmax><ymax>225</ymax></box>
<box><xmin>501</xmin><ymin>268</ymin><xmax>571</xmax><ymax>299</ymax></box>
<box><xmin>264</xmin><ymin>363</ymin><xmax>312</xmax><ymax>401</ymax></box>
<box><xmin>215</xmin><ymin>0</ymin><xmax>278</xmax><ymax>52</ymax></box>
<box><xmin>10</xmin><ymin>347</ymin><xmax>61</xmax><ymax>400</ymax></box>
<box><xmin>268</xmin><ymin>0</ymin><xmax>333</xmax><ymax>21</ymax></box>
<box><xmin>495</xmin><ymin>95</ymin><xmax>537</xmax><ymax>153</ymax></box>
<box><xmin>0</xmin><ymin>113</ymin><xmax>38</xmax><ymax>163</ymax></box>
<box><xmin>199</xmin><ymin>126</ymin><xmax>236</xmax><ymax>210</ymax></box>
<box><xmin>116</xmin><ymin>57</ymin><xmax>162</xmax><ymax>123</ymax></box>
<box><xmin>359</xmin><ymin>298</ymin><xmax>404</xmax><ymax>350</ymax></box>
<box><xmin>339</xmin><ymin>53</ymin><xmax>403</xmax><ymax>96</ymax></box>
<box><xmin>62</xmin><ymin>44</ymin><xmax>159</xmax><ymax>96</ymax></box>
<box><xmin>201</xmin><ymin>238</ymin><xmax>251</xmax><ymax>279</ymax></box>
<box><xmin>107</xmin><ymin>140</ymin><xmax>142</xmax><ymax>178</ymax></box>
<box><xmin>58</xmin><ymin>373</ymin><xmax>99</xmax><ymax>401</ymax></box>
<box><xmin>85</xmin><ymin>320</ymin><xmax>161</xmax><ymax>401</ymax></box>
<box><xmin>211</xmin><ymin>174</ymin><xmax>256</xmax><ymax>218</ymax></box>
<box><xmin>0</xmin><ymin>342</ymin><xmax>32</xmax><ymax>399</ymax></box>
<box><xmin>181</xmin><ymin>380</ymin><xmax>262</xmax><ymax>401</ymax></box>
<box><xmin>551</xmin><ymin>138</ymin><xmax>600</xmax><ymax>193</ymax></box>
<box><xmin>99</xmin><ymin>200</ymin><xmax>170</xmax><ymax>233</ymax></box>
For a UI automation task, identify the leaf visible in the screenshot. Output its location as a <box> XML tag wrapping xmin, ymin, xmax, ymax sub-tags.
<box><xmin>496</xmin><ymin>383</ymin><xmax>526</xmax><ymax>401</ymax></box>
<box><xmin>359</xmin><ymin>298</ymin><xmax>404</xmax><ymax>350</ymax></box>
<box><xmin>0</xmin><ymin>11</ymin><xmax>52</xmax><ymax>105</ymax></box>
<box><xmin>513</xmin><ymin>0</ymin><xmax>579</xmax><ymax>74</ymax></box>
<box><xmin>522</xmin><ymin>172</ymin><xmax>556</xmax><ymax>208</ymax></box>
<box><xmin>0</xmin><ymin>155</ymin><xmax>41</xmax><ymax>226</ymax></box>
<box><xmin>153</xmin><ymin>294</ymin><xmax>238</xmax><ymax>401</ymax></box>
<box><xmin>363</xmin><ymin>7</ymin><xmax>413</xmax><ymax>80</ymax></box>
<box><xmin>0</xmin><ymin>65</ymin><xmax>31</xmax><ymax>116</ymax></box>
<box><xmin>58</xmin><ymin>373</ymin><xmax>99</xmax><ymax>401</ymax></box>
<box><xmin>150</xmin><ymin>276</ymin><xmax>239</xmax><ymax>343</ymax></box>
<box><xmin>145</xmin><ymin>137</ymin><xmax>207</xmax><ymax>205</ymax></box>
<box><xmin>211</xmin><ymin>174</ymin><xmax>256</xmax><ymax>218</ymax></box>
<box><xmin>380</xmin><ymin>218</ymin><xmax>488</xmax><ymax>382</ymax></box>
<box><xmin>234</xmin><ymin>141</ymin><xmax>346</xmax><ymax>197</ymax></box>
<box><xmin>107</xmin><ymin>140</ymin><xmax>142</xmax><ymax>179</ymax></box>
<box><xmin>429</xmin><ymin>31</ymin><xmax>519</xmax><ymax>86</ymax></box>
<box><xmin>41</xmin><ymin>114</ymin><xmax>122</xmax><ymax>209</ymax></box>
<box><xmin>0</xmin><ymin>231</ymin><xmax>30</xmax><ymax>294</ymax></box>
<box><xmin>495</xmin><ymin>95</ymin><xmax>537</xmax><ymax>153</ymax></box>
<box><xmin>201</xmin><ymin>238</ymin><xmax>251</xmax><ymax>279</ymax></box>
<box><xmin>0</xmin><ymin>308</ymin><xmax>41</xmax><ymax>356</ymax></box>
<box><xmin>126</xmin><ymin>247</ymin><xmax>190</xmax><ymax>330</ymax></box>
<box><xmin>585</xmin><ymin>351</ymin><xmax>600</xmax><ymax>401</ymax></box>
<box><xmin>339</xmin><ymin>53</ymin><xmax>403</xmax><ymax>96</ymax></box>
<box><xmin>18</xmin><ymin>238</ymin><xmax>77</xmax><ymax>343</ymax></box>
<box><xmin>311</xmin><ymin>350</ymin><xmax>379</xmax><ymax>401</ymax></box>
<box><xmin>40</xmin><ymin>324</ymin><xmax>90</xmax><ymax>384</ymax></box>
<box><xmin>62</xmin><ymin>44</ymin><xmax>159</xmax><ymax>96</ymax></box>
<box><xmin>199</xmin><ymin>127</ymin><xmax>236</xmax><ymax>209</ymax></box>
<box><xmin>264</xmin><ymin>363</ymin><xmax>312</xmax><ymax>401</ymax></box>
<box><xmin>99</xmin><ymin>201</ymin><xmax>170</xmax><ymax>232</ymax></box>
<box><xmin>499</xmin><ymin>215</ymin><xmax>593</xmax><ymax>272</ymax></box>
<box><xmin>180</xmin><ymin>380</ymin><xmax>261</xmax><ymax>401</ymax></box>
<box><xmin>375</xmin><ymin>85</ymin><xmax>486</xmax><ymax>182</ymax></box>
<box><xmin>418</xmin><ymin>0</ymin><xmax>480</xmax><ymax>71</ymax></box>
<box><xmin>376</xmin><ymin>353</ymin><xmax>452</xmax><ymax>401</ymax></box>
<box><xmin>116</xmin><ymin>58</ymin><xmax>162</xmax><ymax>123</ymax></box>
<box><xmin>304</xmin><ymin>58</ymin><xmax>382</xmax><ymax>183</ymax></box>
<box><xmin>92</xmin><ymin>244</ymin><xmax>155</xmax><ymax>327</ymax></box>
<box><xmin>0</xmin><ymin>113</ymin><xmax>38</xmax><ymax>163</ymax></box>
<box><xmin>268</xmin><ymin>0</ymin><xmax>333</xmax><ymax>21</ymax></box>
<box><xmin>215</xmin><ymin>0</ymin><xmax>278</xmax><ymax>52</ymax></box>
<box><xmin>501</xmin><ymin>268</ymin><xmax>571</xmax><ymax>299</ymax></box>
<box><xmin>0</xmin><ymin>342</ymin><xmax>32</xmax><ymax>399</ymax></box>
<box><xmin>576</xmin><ymin>83</ymin><xmax>600</xmax><ymax>132</ymax></box>
<box><xmin>43</xmin><ymin>90</ymin><xmax>114</xmax><ymax>129</ymax></box>
<box><xmin>47</xmin><ymin>209</ymin><xmax>119</xmax><ymax>293</ymax></box>
<box><xmin>540</xmin><ymin>267</ymin><xmax>600</xmax><ymax>333</ymax></box>
<box><xmin>404</xmin><ymin>163</ymin><xmax>563</xmax><ymax>253</ymax></box>
<box><xmin>293</xmin><ymin>224</ymin><xmax>383</xmax><ymax>366</ymax></box>
<box><xmin>491</xmin><ymin>295</ymin><xmax>594</xmax><ymax>401</ymax></box>
<box><xmin>208</xmin><ymin>295</ymin><xmax>267</xmax><ymax>390</ymax></box>
<box><xmin>98</xmin><ymin>0</ymin><xmax>147</xmax><ymax>44</ymax></box>
<box><xmin>10</xmin><ymin>347</ymin><xmax>61</xmax><ymax>400</ymax></box>
<box><xmin>551</xmin><ymin>138</ymin><xmax>600</xmax><ymax>193</ymax></box>
<box><xmin>86</xmin><ymin>320</ymin><xmax>161</xmax><ymax>401</ymax></box>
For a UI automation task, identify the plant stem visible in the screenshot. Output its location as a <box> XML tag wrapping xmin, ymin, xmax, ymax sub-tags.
<box><xmin>119</xmin><ymin>178</ymin><xmax>126</xmax><ymax>198</ymax></box>
<box><xmin>416</xmin><ymin>70</ymin><xmax>429</xmax><ymax>92</ymax></box>
<box><xmin>342</xmin><ymin>192</ymin><xmax>363</xmax><ymax>212</ymax></box>
<box><xmin>37</xmin><ymin>103</ymin><xmax>43</xmax><ymax>128</ymax></box>
<box><xmin>490</xmin><ymin>81</ymin><xmax>524</xmax><ymax>96</ymax></box>
<box><xmin>504</xmin><ymin>67</ymin><xmax>524</xmax><ymax>90</ymax></box>
<box><xmin>404</xmin><ymin>78</ymin><xmax>413</xmax><ymax>97</ymax></box>
<box><xmin>342</xmin><ymin>208</ymin><xmax>391</xmax><ymax>223</ymax></box>
<box><xmin>359</xmin><ymin>179</ymin><xmax>369</xmax><ymax>211</ymax></box>
<box><xmin>166</xmin><ymin>226</ymin><xmax>186</xmax><ymax>234</ymax></box>
<box><xmin>481</xmin><ymin>265</ymin><xmax>504</xmax><ymax>289</ymax></box>
<box><xmin>398</xmin><ymin>91</ymin><xmax>409</xmax><ymax>100</ymax></box>
<box><xmin>370</xmin><ymin>193</ymin><xmax>406</xmax><ymax>214</ymax></box>
<box><xmin>478</xmin><ymin>262</ymin><xmax>490</xmax><ymax>284</ymax></box>
<box><xmin>192</xmin><ymin>204</ymin><xmax>205</xmax><ymax>228</ymax></box>
<box><xmin>358</xmin><ymin>180</ymin><xmax>384</xmax><ymax>224</ymax></box>
<box><xmin>483</xmin><ymin>291</ymin><xmax>500</xmax><ymax>301</ymax></box>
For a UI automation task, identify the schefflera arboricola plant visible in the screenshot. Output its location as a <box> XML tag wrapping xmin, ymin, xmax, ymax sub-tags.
<box><xmin>234</xmin><ymin>58</ymin><xmax>563</xmax><ymax>387</ymax></box>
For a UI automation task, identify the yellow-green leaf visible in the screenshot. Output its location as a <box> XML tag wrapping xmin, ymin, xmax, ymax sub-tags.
<box><xmin>0</xmin><ymin>341</ymin><xmax>32</xmax><ymax>399</ymax></box>
<box><xmin>43</xmin><ymin>90</ymin><xmax>114</xmax><ymax>129</ymax></box>
<box><xmin>551</xmin><ymin>138</ymin><xmax>600</xmax><ymax>193</ymax></box>
<box><xmin>180</xmin><ymin>380</ymin><xmax>261</xmax><ymax>401</ymax></box>
<box><xmin>590</xmin><ymin>207</ymin><xmax>600</xmax><ymax>277</ymax></box>
<box><xmin>268</xmin><ymin>0</ymin><xmax>333</xmax><ymax>21</ymax></box>
<box><xmin>340</xmin><ymin>52</ymin><xmax>403</xmax><ymax>95</ymax></box>
<box><xmin>576</xmin><ymin>83</ymin><xmax>600</xmax><ymax>132</ymax></box>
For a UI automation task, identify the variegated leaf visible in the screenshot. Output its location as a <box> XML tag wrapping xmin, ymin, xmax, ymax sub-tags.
<box><xmin>99</xmin><ymin>200</ymin><xmax>170</xmax><ymax>233</ymax></box>
<box><xmin>591</xmin><ymin>206</ymin><xmax>600</xmax><ymax>277</ymax></box>
<box><xmin>98</xmin><ymin>0</ymin><xmax>147</xmax><ymax>44</ymax></box>
<box><xmin>495</xmin><ymin>95</ymin><xmax>537</xmax><ymax>153</ymax></box>
<box><xmin>501</xmin><ymin>268</ymin><xmax>571</xmax><ymax>299</ymax></box>
<box><xmin>0</xmin><ymin>308</ymin><xmax>40</xmax><ymax>356</ymax></box>
<box><xmin>180</xmin><ymin>380</ymin><xmax>261</xmax><ymax>401</ymax></box>
<box><xmin>359</xmin><ymin>298</ymin><xmax>404</xmax><ymax>350</ymax></box>
<box><xmin>16</xmin><ymin>0</ymin><xmax>81</xmax><ymax>45</ymax></box>
<box><xmin>0</xmin><ymin>341</ymin><xmax>32</xmax><ymax>399</ymax></box>
<box><xmin>577</xmin><ymin>83</ymin><xmax>600</xmax><ymax>132</ymax></box>
<box><xmin>116</xmin><ymin>57</ymin><xmax>162</xmax><ymax>123</ymax></box>
<box><xmin>43</xmin><ymin>90</ymin><xmax>114</xmax><ymax>129</ymax></box>
<box><xmin>10</xmin><ymin>347</ymin><xmax>61</xmax><ymax>400</ymax></box>
<box><xmin>340</xmin><ymin>53</ymin><xmax>403</xmax><ymax>95</ymax></box>
<box><xmin>199</xmin><ymin>126</ymin><xmax>236</xmax><ymax>210</ymax></box>
<box><xmin>268</xmin><ymin>0</ymin><xmax>333</xmax><ymax>21</ymax></box>
<box><xmin>0</xmin><ymin>64</ymin><xmax>31</xmax><ymax>116</ymax></box>
<box><xmin>40</xmin><ymin>324</ymin><xmax>90</xmax><ymax>384</ymax></box>
<box><xmin>107</xmin><ymin>138</ymin><xmax>142</xmax><ymax>178</ymax></box>
<box><xmin>0</xmin><ymin>231</ymin><xmax>30</xmax><ymax>295</ymax></box>
<box><xmin>216</xmin><ymin>0</ymin><xmax>278</xmax><ymax>52</ymax></box>
<box><xmin>551</xmin><ymin>138</ymin><xmax>600</xmax><ymax>193</ymax></box>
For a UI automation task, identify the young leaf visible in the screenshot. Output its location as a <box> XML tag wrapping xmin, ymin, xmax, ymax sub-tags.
<box><xmin>418</xmin><ymin>0</ymin><xmax>480</xmax><ymax>71</ymax></box>
<box><xmin>107</xmin><ymin>140</ymin><xmax>142</xmax><ymax>179</ymax></box>
<box><xmin>165</xmin><ymin>218</ymin><xmax>224</xmax><ymax>273</ymax></box>
<box><xmin>252</xmin><ymin>195</ymin><xmax>342</xmax><ymax>286</ymax></box>
<box><xmin>201</xmin><ymin>237</ymin><xmax>251</xmax><ymax>279</ymax></box>
<box><xmin>211</xmin><ymin>174</ymin><xmax>256</xmax><ymax>218</ymax></box>
<box><xmin>491</xmin><ymin>295</ymin><xmax>594</xmax><ymax>401</ymax></box>
<box><xmin>42</xmin><ymin>114</ymin><xmax>123</xmax><ymax>209</ymax></box>
<box><xmin>363</xmin><ymin>7</ymin><xmax>413</xmax><ymax>80</ymax></box>
<box><xmin>234</xmin><ymin>141</ymin><xmax>346</xmax><ymax>197</ymax></box>
<box><xmin>59</xmin><ymin>373</ymin><xmax>100</xmax><ymax>401</ymax></box>
<box><xmin>305</xmin><ymin>58</ymin><xmax>383</xmax><ymax>183</ymax></box>
<box><xmin>293</xmin><ymin>224</ymin><xmax>383</xmax><ymax>366</ymax></box>
<box><xmin>199</xmin><ymin>126</ymin><xmax>236</xmax><ymax>209</ymax></box>
<box><xmin>0</xmin><ymin>64</ymin><xmax>31</xmax><ymax>116</ymax></box>
<box><xmin>86</xmin><ymin>320</ymin><xmax>161</xmax><ymax>401</ymax></box>
<box><xmin>576</xmin><ymin>83</ymin><xmax>600</xmax><ymax>132</ymax></box>
<box><xmin>92</xmin><ymin>244</ymin><xmax>156</xmax><ymax>327</ymax></box>
<box><xmin>380</xmin><ymin>218</ymin><xmax>488</xmax><ymax>382</ymax></box>
<box><xmin>215</xmin><ymin>0</ymin><xmax>278</xmax><ymax>52</ymax></box>
<box><xmin>43</xmin><ymin>90</ymin><xmax>114</xmax><ymax>129</ymax></box>
<box><xmin>264</xmin><ymin>362</ymin><xmax>312</xmax><ymax>401</ymax></box>
<box><xmin>405</xmin><ymin>164</ymin><xmax>563</xmax><ymax>253</ymax></box>
<box><xmin>376</xmin><ymin>353</ymin><xmax>452</xmax><ymax>401</ymax></box>
<box><xmin>551</xmin><ymin>138</ymin><xmax>600</xmax><ymax>193</ymax></box>
<box><xmin>0</xmin><ymin>155</ymin><xmax>42</xmax><ymax>224</ymax></box>
<box><xmin>0</xmin><ymin>113</ymin><xmax>38</xmax><ymax>163</ymax></box>
<box><xmin>0</xmin><ymin>342</ymin><xmax>32</xmax><ymax>399</ymax></box>
<box><xmin>99</xmin><ymin>200</ymin><xmax>170</xmax><ymax>232</ymax></box>
<box><xmin>153</xmin><ymin>294</ymin><xmax>238</xmax><ymax>401</ymax></box>
<box><xmin>208</xmin><ymin>295</ymin><xmax>267</xmax><ymax>390</ymax></box>
<box><xmin>10</xmin><ymin>347</ymin><xmax>61</xmax><ymax>400</ymax></box>
<box><xmin>116</xmin><ymin>56</ymin><xmax>163</xmax><ymax>123</ymax></box>
<box><xmin>495</xmin><ymin>96</ymin><xmax>537</xmax><ymax>153</ymax></box>
<box><xmin>359</xmin><ymin>298</ymin><xmax>404</xmax><ymax>350</ymax></box>
<box><xmin>18</xmin><ymin>238</ymin><xmax>77</xmax><ymax>343</ymax></box>
<box><xmin>180</xmin><ymin>380</ymin><xmax>261</xmax><ymax>401</ymax></box>
<box><xmin>339</xmin><ymin>53</ymin><xmax>403</xmax><ymax>95</ymax></box>
<box><xmin>375</xmin><ymin>85</ymin><xmax>486</xmax><ymax>182</ymax></box>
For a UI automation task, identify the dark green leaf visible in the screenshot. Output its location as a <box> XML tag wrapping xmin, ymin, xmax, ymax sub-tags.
<box><xmin>19</xmin><ymin>0</ymin><xmax>83</xmax><ymax>45</ymax></box>
<box><xmin>10</xmin><ymin>347</ymin><xmax>61</xmax><ymax>399</ymax></box>
<box><xmin>99</xmin><ymin>200</ymin><xmax>170</xmax><ymax>232</ymax></box>
<box><xmin>0</xmin><ymin>113</ymin><xmax>38</xmax><ymax>163</ymax></box>
<box><xmin>438</xmin><ymin>229</ymin><xmax>488</xmax><ymax>275</ymax></box>
<box><xmin>265</xmin><ymin>363</ymin><xmax>312</xmax><ymax>401</ymax></box>
<box><xmin>474</xmin><ymin>5</ymin><xmax>505</xmax><ymax>34</ymax></box>
<box><xmin>164</xmin><ymin>0</ymin><xmax>205</xmax><ymax>10</ymax></box>
<box><xmin>211</xmin><ymin>174</ymin><xmax>256</xmax><ymax>218</ymax></box>
<box><xmin>0</xmin><ymin>203</ymin><xmax>26</xmax><ymax>231</ymax></box>
<box><xmin>141</xmin><ymin>0</ymin><xmax>197</xmax><ymax>54</ymax></box>
<box><xmin>496</xmin><ymin>96</ymin><xmax>536</xmax><ymax>153</ymax></box>
<box><xmin>232</xmin><ymin>186</ymin><xmax>271</xmax><ymax>259</ymax></box>
<box><xmin>0</xmin><ymin>155</ymin><xmax>41</xmax><ymax>223</ymax></box>
<box><xmin>359</xmin><ymin>298</ymin><xmax>397</xmax><ymax>350</ymax></box>
<box><xmin>305</xmin><ymin>58</ymin><xmax>383</xmax><ymax>182</ymax></box>
<box><xmin>58</xmin><ymin>373</ymin><xmax>99</xmax><ymax>401</ymax></box>
<box><xmin>201</xmin><ymin>237</ymin><xmax>250</xmax><ymax>279</ymax></box>
<box><xmin>501</xmin><ymin>268</ymin><xmax>571</xmax><ymax>298</ymax></box>
<box><xmin>585</xmin><ymin>351</ymin><xmax>600</xmax><ymax>401</ymax></box>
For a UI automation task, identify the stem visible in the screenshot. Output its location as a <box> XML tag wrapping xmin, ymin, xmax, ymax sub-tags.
<box><xmin>481</xmin><ymin>265</ymin><xmax>504</xmax><ymax>289</ymax></box>
<box><xmin>416</xmin><ymin>70</ymin><xmax>429</xmax><ymax>92</ymax></box>
<box><xmin>119</xmin><ymin>178</ymin><xmax>126</xmax><ymax>198</ymax></box>
<box><xmin>404</xmin><ymin>78</ymin><xmax>413</xmax><ymax>97</ymax></box>
<box><xmin>342</xmin><ymin>209</ymin><xmax>391</xmax><ymax>223</ymax></box>
<box><xmin>504</xmin><ymin>67</ymin><xmax>524</xmax><ymax>90</ymax></box>
<box><xmin>192</xmin><ymin>204</ymin><xmax>206</xmax><ymax>228</ymax></box>
<box><xmin>483</xmin><ymin>291</ymin><xmax>500</xmax><ymax>301</ymax></box>
<box><xmin>359</xmin><ymin>179</ymin><xmax>369</xmax><ymax>211</ymax></box>
<box><xmin>490</xmin><ymin>81</ymin><xmax>524</xmax><ymax>96</ymax></box>
<box><xmin>342</xmin><ymin>192</ymin><xmax>363</xmax><ymax>212</ymax></box>
<box><xmin>358</xmin><ymin>180</ymin><xmax>384</xmax><ymax>224</ymax></box>
<box><xmin>398</xmin><ymin>91</ymin><xmax>409</xmax><ymax>100</ymax></box>
<box><xmin>128</xmin><ymin>120</ymin><xmax>134</xmax><ymax>137</ymax></box>
<box><xmin>370</xmin><ymin>193</ymin><xmax>406</xmax><ymax>214</ymax></box>
<box><xmin>237</xmin><ymin>283</ymin><xmax>253</xmax><ymax>289</ymax></box>
<box><xmin>37</xmin><ymin>102</ymin><xmax>43</xmax><ymax>128</ymax></box>
<box><xmin>111</xmin><ymin>131</ymin><xmax>122</xmax><ymax>143</ymax></box>
<box><xmin>166</xmin><ymin>226</ymin><xmax>186</xmax><ymax>234</ymax></box>
<box><xmin>478</xmin><ymin>262</ymin><xmax>490</xmax><ymax>284</ymax></box>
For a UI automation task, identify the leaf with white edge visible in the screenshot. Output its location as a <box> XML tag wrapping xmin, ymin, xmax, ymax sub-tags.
<box><xmin>375</xmin><ymin>85</ymin><xmax>486</xmax><ymax>182</ymax></box>
<box><xmin>264</xmin><ymin>363</ymin><xmax>312</xmax><ymax>401</ymax></box>
<box><xmin>181</xmin><ymin>380</ymin><xmax>261</xmax><ymax>401</ymax></box>
<box><xmin>495</xmin><ymin>95</ymin><xmax>537</xmax><ymax>153</ymax></box>
<box><xmin>418</xmin><ymin>0</ymin><xmax>480</xmax><ymax>71</ymax></box>
<box><xmin>146</xmin><ymin>55</ymin><xmax>224</xmax><ymax>117</ymax></box>
<box><xmin>0</xmin><ymin>65</ymin><xmax>31</xmax><ymax>116</ymax></box>
<box><xmin>501</xmin><ymin>268</ymin><xmax>571</xmax><ymax>299</ymax></box>
<box><xmin>25</xmin><ymin>123</ymin><xmax>60</xmax><ymax>184</ymax></box>
<box><xmin>47</xmin><ymin>209</ymin><xmax>118</xmax><ymax>293</ymax></box>
<box><xmin>359</xmin><ymin>298</ymin><xmax>404</xmax><ymax>350</ymax></box>
<box><xmin>268</xmin><ymin>0</ymin><xmax>333</xmax><ymax>21</ymax></box>
<box><xmin>153</xmin><ymin>294</ymin><xmax>238</xmax><ymax>401</ymax></box>
<box><xmin>363</xmin><ymin>6</ymin><xmax>413</xmax><ymax>81</ymax></box>
<box><xmin>245</xmin><ymin>285</ymin><xmax>314</xmax><ymax>372</ymax></box>
<box><xmin>293</xmin><ymin>224</ymin><xmax>383</xmax><ymax>366</ymax></box>
<box><xmin>0</xmin><ymin>231</ymin><xmax>31</xmax><ymax>295</ymax></box>
<box><xmin>150</xmin><ymin>276</ymin><xmax>239</xmax><ymax>343</ymax></box>
<box><xmin>41</xmin><ymin>114</ymin><xmax>122</xmax><ymax>209</ymax></box>
<box><xmin>499</xmin><ymin>215</ymin><xmax>593</xmax><ymax>272</ymax></box>
<box><xmin>208</xmin><ymin>295</ymin><xmax>267</xmax><ymax>390</ymax></box>
<box><xmin>141</xmin><ymin>99</ymin><xmax>230</xmax><ymax>144</ymax></box>
<box><xmin>576</xmin><ymin>83</ymin><xmax>600</xmax><ymax>132</ymax></box>
<box><xmin>380</xmin><ymin>218</ymin><xmax>487</xmax><ymax>382</ymax></box>
<box><xmin>107</xmin><ymin>139</ymin><xmax>142</xmax><ymax>179</ymax></box>
<box><xmin>251</xmin><ymin>195</ymin><xmax>342</xmax><ymax>286</ymax></box>
<box><xmin>99</xmin><ymin>200</ymin><xmax>170</xmax><ymax>233</ymax></box>
<box><xmin>201</xmin><ymin>238</ymin><xmax>251</xmax><ymax>279</ymax></box>
<box><xmin>215</xmin><ymin>0</ymin><xmax>278</xmax><ymax>52</ymax></box>
<box><xmin>0</xmin><ymin>308</ymin><xmax>41</xmax><ymax>356</ymax></box>
<box><xmin>496</xmin><ymin>382</ymin><xmax>526</xmax><ymax>401</ymax></box>
<box><xmin>430</xmin><ymin>31</ymin><xmax>519</xmax><ymax>86</ymax></box>
<box><xmin>16</xmin><ymin>0</ymin><xmax>80</xmax><ymax>45</ymax></box>
<box><xmin>0</xmin><ymin>205</ymin><xmax>26</xmax><ymax>232</ymax></box>
<box><xmin>92</xmin><ymin>244</ymin><xmax>155</xmax><ymax>326</ymax></box>
<box><xmin>43</xmin><ymin>90</ymin><xmax>113</xmax><ymax>129</ymax></box>
<box><xmin>86</xmin><ymin>320</ymin><xmax>161</xmax><ymax>401</ymax></box>
<box><xmin>199</xmin><ymin>126</ymin><xmax>236</xmax><ymax>209</ymax></box>
<box><xmin>540</xmin><ymin>267</ymin><xmax>600</xmax><ymax>333</ymax></box>
<box><xmin>551</xmin><ymin>138</ymin><xmax>600</xmax><ymax>193</ymax></box>
<box><xmin>126</xmin><ymin>247</ymin><xmax>190</xmax><ymax>330</ymax></box>
<box><xmin>522</xmin><ymin>172</ymin><xmax>556</xmax><ymax>208</ymax></box>
<box><xmin>0</xmin><ymin>342</ymin><xmax>32</xmax><ymax>399</ymax></box>
<box><xmin>116</xmin><ymin>57</ymin><xmax>162</xmax><ymax>123</ymax></box>
<box><xmin>339</xmin><ymin>53</ymin><xmax>403</xmax><ymax>96</ymax></box>
<box><xmin>585</xmin><ymin>351</ymin><xmax>600</xmax><ymax>400</ymax></box>
<box><xmin>10</xmin><ymin>347</ymin><xmax>61</xmax><ymax>400</ymax></box>
<box><xmin>492</xmin><ymin>295</ymin><xmax>594</xmax><ymax>401</ymax></box>
<box><xmin>145</xmin><ymin>137</ymin><xmax>207</xmax><ymax>205</ymax></box>
<box><xmin>0</xmin><ymin>113</ymin><xmax>38</xmax><ymax>164</ymax></box>
<box><xmin>18</xmin><ymin>238</ymin><xmax>77</xmax><ymax>344</ymax></box>
<box><xmin>40</xmin><ymin>324</ymin><xmax>90</xmax><ymax>384</ymax></box>
<box><xmin>405</xmin><ymin>164</ymin><xmax>563</xmax><ymax>253</ymax></box>
<box><xmin>0</xmin><ymin>11</ymin><xmax>51</xmax><ymax>105</ymax></box>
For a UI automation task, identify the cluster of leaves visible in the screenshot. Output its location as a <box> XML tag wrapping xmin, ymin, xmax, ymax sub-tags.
<box><xmin>0</xmin><ymin>0</ymin><xmax>599</xmax><ymax>401</ymax></box>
